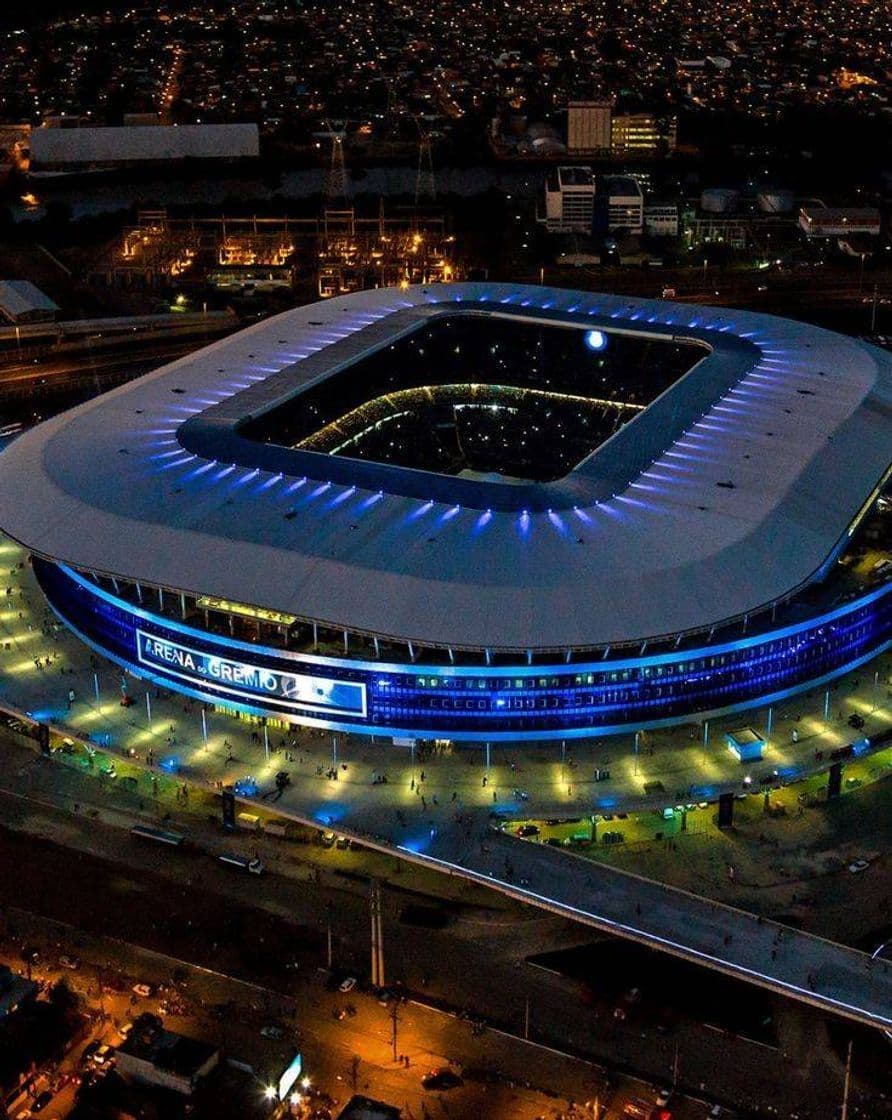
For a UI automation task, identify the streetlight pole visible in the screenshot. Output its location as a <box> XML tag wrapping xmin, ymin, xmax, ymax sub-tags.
<box><xmin>390</xmin><ymin>1001</ymin><xmax>400</xmax><ymax>1063</ymax></box>
<box><xmin>841</xmin><ymin>1039</ymin><xmax>853</xmax><ymax>1120</ymax></box>
<box><xmin>370</xmin><ymin>880</ymin><xmax>385</xmax><ymax>989</ymax></box>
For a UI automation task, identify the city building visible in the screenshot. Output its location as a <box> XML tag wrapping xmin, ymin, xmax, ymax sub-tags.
<box><xmin>643</xmin><ymin>203</ymin><xmax>679</xmax><ymax>238</ymax></box>
<box><xmin>543</xmin><ymin>166</ymin><xmax>596</xmax><ymax>233</ymax></box>
<box><xmin>1</xmin><ymin>283</ymin><xmax>891</xmax><ymax>743</ymax></box>
<box><xmin>566</xmin><ymin>101</ymin><xmax>612</xmax><ymax>155</ymax></box>
<box><xmin>0</xmin><ymin>966</ymin><xmax>38</xmax><ymax>1018</ymax></box>
<box><xmin>600</xmin><ymin>176</ymin><xmax>644</xmax><ymax>234</ymax></box>
<box><xmin>336</xmin><ymin>1096</ymin><xmax>402</xmax><ymax>1120</ymax></box>
<box><xmin>798</xmin><ymin>207</ymin><xmax>882</xmax><ymax>239</ymax></box>
<box><xmin>116</xmin><ymin>1014</ymin><xmax>219</xmax><ymax>1095</ymax></box>
<box><xmin>611</xmin><ymin>113</ymin><xmax>677</xmax><ymax>157</ymax></box>
<box><xmin>0</xmin><ymin>280</ymin><xmax>59</xmax><ymax>325</ymax></box>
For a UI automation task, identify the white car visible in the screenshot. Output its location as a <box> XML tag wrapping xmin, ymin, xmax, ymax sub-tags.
<box><xmin>338</xmin><ymin>977</ymin><xmax>357</xmax><ymax>993</ymax></box>
<box><xmin>848</xmin><ymin>858</ymin><xmax>871</xmax><ymax>873</ymax></box>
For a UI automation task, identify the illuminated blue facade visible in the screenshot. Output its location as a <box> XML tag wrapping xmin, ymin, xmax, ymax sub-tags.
<box><xmin>35</xmin><ymin>559</ymin><xmax>892</xmax><ymax>741</ymax></box>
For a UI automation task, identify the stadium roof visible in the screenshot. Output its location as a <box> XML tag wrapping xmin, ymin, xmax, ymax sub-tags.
<box><xmin>1</xmin><ymin>282</ymin><xmax>891</xmax><ymax>652</ymax></box>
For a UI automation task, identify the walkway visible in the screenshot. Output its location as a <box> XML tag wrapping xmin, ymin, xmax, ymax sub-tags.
<box><xmin>2</xmin><ymin>535</ymin><xmax>892</xmax><ymax>1031</ymax></box>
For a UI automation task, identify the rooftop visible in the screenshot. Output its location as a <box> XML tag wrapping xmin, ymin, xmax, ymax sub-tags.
<box><xmin>118</xmin><ymin>1015</ymin><xmax>218</xmax><ymax>1076</ymax></box>
<box><xmin>0</xmin><ymin>280</ymin><xmax>59</xmax><ymax>321</ymax></box>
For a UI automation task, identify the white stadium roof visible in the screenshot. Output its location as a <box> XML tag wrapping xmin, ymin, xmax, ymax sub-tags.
<box><xmin>1</xmin><ymin>282</ymin><xmax>891</xmax><ymax>652</ymax></box>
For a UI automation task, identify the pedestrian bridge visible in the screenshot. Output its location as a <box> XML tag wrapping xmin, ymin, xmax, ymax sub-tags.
<box><xmin>409</xmin><ymin>828</ymin><xmax>892</xmax><ymax>1033</ymax></box>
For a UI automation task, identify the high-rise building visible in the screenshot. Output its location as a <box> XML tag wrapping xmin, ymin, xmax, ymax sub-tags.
<box><xmin>540</xmin><ymin>164</ymin><xmax>596</xmax><ymax>232</ymax></box>
<box><xmin>567</xmin><ymin>101</ymin><xmax>612</xmax><ymax>154</ymax></box>
<box><xmin>543</xmin><ymin>166</ymin><xmax>596</xmax><ymax>233</ymax></box>
<box><xmin>611</xmin><ymin>113</ymin><xmax>677</xmax><ymax>157</ymax></box>
<box><xmin>600</xmin><ymin>176</ymin><xmax>644</xmax><ymax>235</ymax></box>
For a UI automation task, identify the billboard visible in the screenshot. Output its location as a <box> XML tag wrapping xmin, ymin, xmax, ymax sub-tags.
<box><xmin>136</xmin><ymin>629</ymin><xmax>366</xmax><ymax>718</ymax></box>
<box><xmin>278</xmin><ymin>1052</ymin><xmax>303</xmax><ymax>1101</ymax></box>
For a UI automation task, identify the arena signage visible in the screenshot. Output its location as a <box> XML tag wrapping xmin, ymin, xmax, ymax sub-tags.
<box><xmin>136</xmin><ymin>629</ymin><xmax>366</xmax><ymax>717</ymax></box>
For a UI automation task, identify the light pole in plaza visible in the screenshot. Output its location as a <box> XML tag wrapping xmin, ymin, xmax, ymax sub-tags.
<box><xmin>325</xmin><ymin>900</ymin><xmax>334</xmax><ymax>970</ymax></box>
<box><xmin>370</xmin><ymin>879</ymin><xmax>385</xmax><ymax>989</ymax></box>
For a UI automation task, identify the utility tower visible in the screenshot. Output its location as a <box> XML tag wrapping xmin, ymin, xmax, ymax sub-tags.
<box><xmin>414</xmin><ymin>120</ymin><xmax>436</xmax><ymax>208</ymax></box>
<box><xmin>324</xmin><ymin>124</ymin><xmax>349</xmax><ymax>203</ymax></box>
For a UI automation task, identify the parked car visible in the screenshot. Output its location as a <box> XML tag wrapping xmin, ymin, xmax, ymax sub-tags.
<box><xmin>81</xmin><ymin>1042</ymin><xmax>101</xmax><ymax>1065</ymax></box>
<box><xmin>92</xmin><ymin>1044</ymin><xmax>114</xmax><ymax>1066</ymax></box>
<box><xmin>848</xmin><ymin>858</ymin><xmax>871</xmax><ymax>873</ymax></box>
<box><xmin>132</xmin><ymin>983</ymin><xmax>153</xmax><ymax>998</ymax></box>
<box><xmin>260</xmin><ymin>1025</ymin><xmax>284</xmax><ymax>1039</ymax></box>
<box><xmin>338</xmin><ymin>977</ymin><xmax>357</xmax><ymax>993</ymax></box>
<box><xmin>59</xmin><ymin>955</ymin><xmax>80</xmax><ymax>971</ymax></box>
<box><xmin>421</xmin><ymin>1068</ymin><xmax>462</xmax><ymax>1091</ymax></box>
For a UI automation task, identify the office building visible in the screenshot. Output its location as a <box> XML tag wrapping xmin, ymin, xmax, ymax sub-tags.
<box><xmin>566</xmin><ymin>101</ymin><xmax>612</xmax><ymax>154</ymax></box>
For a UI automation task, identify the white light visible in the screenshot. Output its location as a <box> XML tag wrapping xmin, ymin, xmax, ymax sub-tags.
<box><xmin>584</xmin><ymin>329</ymin><xmax>608</xmax><ymax>352</ymax></box>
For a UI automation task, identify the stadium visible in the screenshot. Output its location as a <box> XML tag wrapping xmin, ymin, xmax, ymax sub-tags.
<box><xmin>1</xmin><ymin>281</ymin><xmax>892</xmax><ymax>743</ymax></box>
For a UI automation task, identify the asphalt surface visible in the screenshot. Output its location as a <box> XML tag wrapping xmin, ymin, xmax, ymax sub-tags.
<box><xmin>0</xmin><ymin>746</ymin><xmax>888</xmax><ymax>1119</ymax></box>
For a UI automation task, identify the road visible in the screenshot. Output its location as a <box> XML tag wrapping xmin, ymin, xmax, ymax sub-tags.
<box><xmin>0</xmin><ymin>338</ymin><xmax>213</xmax><ymax>395</ymax></box>
<box><xmin>0</xmin><ymin>789</ymin><xmax>722</xmax><ymax>1120</ymax></box>
<box><xmin>0</xmin><ymin>747</ymin><xmax>885</xmax><ymax>1119</ymax></box>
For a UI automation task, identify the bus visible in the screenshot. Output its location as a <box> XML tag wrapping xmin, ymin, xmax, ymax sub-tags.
<box><xmin>130</xmin><ymin>824</ymin><xmax>186</xmax><ymax>848</ymax></box>
<box><xmin>218</xmin><ymin>853</ymin><xmax>264</xmax><ymax>875</ymax></box>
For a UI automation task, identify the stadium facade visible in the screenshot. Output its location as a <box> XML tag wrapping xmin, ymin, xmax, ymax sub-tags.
<box><xmin>2</xmin><ymin>283</ymin><xmax>892</xmax><ymax>742</ymax></box>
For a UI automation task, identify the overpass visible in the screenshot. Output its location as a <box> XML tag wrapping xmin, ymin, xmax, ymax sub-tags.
<box><xmin>405</xmin><ymin>826</ymin><xmax>892</xmax><ymax>1034</ymax></box>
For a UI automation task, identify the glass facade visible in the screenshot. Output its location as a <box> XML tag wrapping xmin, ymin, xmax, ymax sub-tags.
<box><xmin>35</xmin><ymin>558</ymin><xmax>892</xmax><ymax>742</ymax></box>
